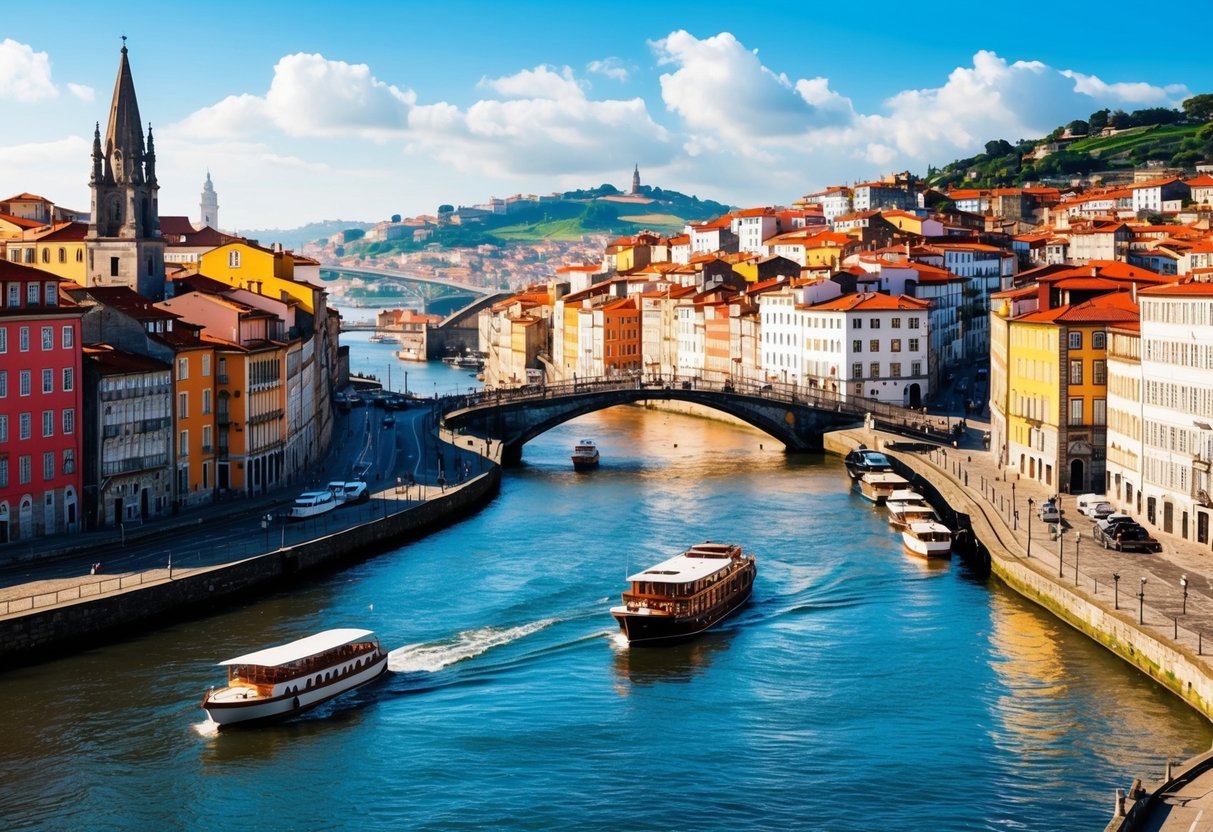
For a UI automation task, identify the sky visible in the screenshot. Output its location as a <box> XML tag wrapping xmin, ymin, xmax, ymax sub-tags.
<box><xmin>2</xmin><ymin>1</ymin><xmax>1210</xmax><ymax>233</ymax></box>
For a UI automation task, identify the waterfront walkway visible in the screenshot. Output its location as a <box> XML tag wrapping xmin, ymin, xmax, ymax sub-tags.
<box><xmin>836</xmin><ymin>419</ymin><xmax>1213</xmax><ymax>832</ymax></box>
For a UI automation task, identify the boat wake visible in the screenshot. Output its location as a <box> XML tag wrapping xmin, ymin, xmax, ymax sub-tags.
<box><xmin>387</xmin><ymin>619</ymin><xmax>554</xmax><ymax>673</ymax></box>
<box><xmin>191</xmin><ymin>720</ymin><xmax>220</xmax><ymax>738</ymax></box>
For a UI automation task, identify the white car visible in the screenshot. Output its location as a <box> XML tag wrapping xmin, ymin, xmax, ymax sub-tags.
<box><xmin>1038</xmin><ymin>501</ymin><xmax>1061</xmax><ymax>523</ymax></box>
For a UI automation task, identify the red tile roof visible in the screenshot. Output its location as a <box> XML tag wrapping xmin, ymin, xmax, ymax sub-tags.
<box><xmin>812</xmin><ymin>292</ymin><xmax>930</xmax><ymax>312</ymax></box>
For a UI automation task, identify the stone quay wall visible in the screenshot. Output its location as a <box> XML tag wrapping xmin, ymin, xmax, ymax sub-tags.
<box><xmin>823</xmin><ymin>431</ymin><xmax>1213</xmax><ymax>722</ymax></box>
<box><xmin>0</xmin><ymin>467</ymin><xmax>500</xmax><ymax>666</ymax></box>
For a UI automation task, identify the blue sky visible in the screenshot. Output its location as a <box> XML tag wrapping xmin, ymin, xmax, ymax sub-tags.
<box><xmin>2</xmin><ymin>1</ymin><xmax>1210</xmax><ymax>232</ymax></box>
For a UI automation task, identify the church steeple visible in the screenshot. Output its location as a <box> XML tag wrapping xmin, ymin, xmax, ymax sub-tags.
<box><xmin>86</xmin><ymin>40</ymin><xmax>165</xmax><ymax>299</ymax></box>
<box><xmin>631</xmin><ymin>164</ymin><xmax>641</xmax><ymax>195</ymax></box>
<box><xmin>199</xmin><ymin>170</ymin><xmax>219</xmax><ymax>230</ymax></box>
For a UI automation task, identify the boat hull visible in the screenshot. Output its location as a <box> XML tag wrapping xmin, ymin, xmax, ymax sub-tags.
<box><xmin>202</xmin><ymin>652</ymin><xmax>389</xmax><ymax>727</ymax></box>
<box><xmin>571</xmin><ymin>455</ymin><xmax>599</xmax><ymax>470</ymax></box>
<box><xmin>901</xmin><ymin>533</ymin><xmax>953</xmax><ymax>559</ymax></box>
<box><xmin>612</xmin><ymin>582</ymin><xmax>753</xmax><ymax>647</ymax></box>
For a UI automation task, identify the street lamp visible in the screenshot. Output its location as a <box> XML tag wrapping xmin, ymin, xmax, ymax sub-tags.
<box><xmin>1139</xmin><ymin>577</ymin><xmax>1147</xmax><ymax>625</ymax></box>
<box><xmin>1181</xmin><ymin>574</ymin><xmax>1189</xmax><ymax>615</ymax></box>
<box><xmin>1026</xmin><ymin>497</ymin><xmax>1034</xmax><ymax>558</ymax></box>
<box><xmin>1113</xmin><ymin>572</ymin><xmax>1120</xmax><ymax>610</ymax></box>
<box><xmin>261</xmin><ymin>513</ymin><xmax>272</xmax><ymax>550</ymax></box>
<box><xmin>1058</xmin><ymin>522</ymin><xmax>1065</xmax><ymax>578</ymax></box>
<box><xmin>1074</xmin><ymin>531</ymin><xmax>1081</xmax><ymax>585</ymax></box>
<box><xmin>1011</xmin><ymin>481</ymin><xmax>1017</xmax><ymax>530</ymax></box>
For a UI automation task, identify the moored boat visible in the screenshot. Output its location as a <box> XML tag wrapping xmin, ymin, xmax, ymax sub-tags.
<box><xmin>901</xmin><ymin>521</ymin><xmax>953</xmax><ymax>558</ymax></box>
<box><xmin>844</xmin><ymin>446</ymin><xmax>893</xmax><ymax>480</ymax></box>
<box><xmin>571</xmin><ymin>439</ymin><xmax>600</xmax><ymax>469</ymax></box>
<box><xmin>858</xmin><ymin>472</ymin><xmax>909</xmax><ymax>504</ymax></box>
<box><xmin>885</xmin><ymin>489</ymin><xmax>937</xmax><ymax>529</ymax></box>
<box><xmin>201</xmin><ymin>628</ymin><xmax>389</xmax><ymax>727</ymax></box>
<box><xmin>611</xmin><ymin>541</ymin><xmax>756</xmax><ymax>647</ymax></box>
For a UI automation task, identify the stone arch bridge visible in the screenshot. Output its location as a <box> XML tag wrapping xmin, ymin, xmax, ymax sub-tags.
<box><xmin>442</xmin><ymin>375</ymin><xmax>947</xmax><ymax>465</ymax></box>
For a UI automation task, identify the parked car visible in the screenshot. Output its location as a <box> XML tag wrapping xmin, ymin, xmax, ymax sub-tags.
<box><xmin>1076</xmin><ymin>494</ymin><xmax>1107</xmax><ymax>517</ymax></box>
<box><xmin>1038</xmin><ymin>500</ymin><xmax>1061</xmax><ymax>523</ymax></box>
<box><xmin>1094</xmin><ymin>518</ymin><xmax>1161</xmax><ymax>553</ymax></box>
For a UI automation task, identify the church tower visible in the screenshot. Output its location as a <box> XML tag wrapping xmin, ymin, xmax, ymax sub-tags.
<box><xmin>86</xmin><ymin>41</ymin><xmax>165</xmax><ymax>300</ymax></box>
<box><xmin>199</xmin><ymin>171</ymin><xmax>219</xmax><ymax>230</ymax></box>
<box><xmin>631</xmin><ymin>164</ymin><xmax>641</xmax><ymax>195</ymax></box>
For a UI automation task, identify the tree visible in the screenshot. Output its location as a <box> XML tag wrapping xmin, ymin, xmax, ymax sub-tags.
<box><xmin>1183</xmin><ymin>94</ymin><xmax>1213</xmax><ymax>123</ymax></box>
<box><xmin>437</xmin><ymin>204</ymin><xmax>454</xmax><ymax>214</ymax></box>
<box><xmin>1089</xmin><ymin>109</ymin><xmax>1110</xmax><ymax>133</ymax></box>
<box><xmin>1066</xmin><ymin>119</ymin><xmax>1089</xmax><ymax>135</ymax></box>
<box><xmin>390</xmin><ymin>214</ymin><xmax>401</xmax><ymax>223</ymax></box>
<box><xmin>984</xmin><ymin>139</ymin><xmax>1014</xmax><ymax>157</ymax></box>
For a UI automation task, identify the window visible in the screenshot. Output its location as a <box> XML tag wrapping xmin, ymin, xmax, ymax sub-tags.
<box><xmin>19</xmin><ymin>326</ymin><xmax>29</xmax><ymax>352</ymax></box>
<box><xmin>1070</xmin><ymin>359</ymin><xmax>1083</xmax><ymax>385</ymax></box>
<box><xmin>203</xmin><ymin>425</ymin><xmax>213</xmax><ymax>451</ymax></box>
<box><xmin>891</xmin><ymin>317</ymin><xmax>901</xmax><ymax>329</ymax></box>
<box><xmin>909</xmin><ymin>338</ymin><xmax>920</xmax><ymax>352</ymax></box>
<box><xmin>110</xmin><ymin>257</ymin><xmax>119</xmax><ymax>277</ymax></box>
<box><xmin>1069</xmin><ymin>331</ymin><xmax>1082</xmax><ymax>349</ymax></box>
<box><xmin>228</xmin><ymin>250</ymin><xmax>241</xmax><ymax>268</ymax></box>
<box><xmin>42</xmin><ymin>368</ymin><xmax>53</xmax><ymax>394</ymax></box>
<box><xmin>891</xmin><ymin>339</ymin><xmax>902</xmax><ymax>353</ymax></box>
<box><xmin>178</xmin><ymin>392</ymin><xmax>188</xmax><ymax>418</ymax></box>
<box><xmin>19</xmin><ymin>370</ymin><xmax>30</xmax><ymax>396</ymax></box>
<box><xmin>0</xmin><ymin>458</ymin><xmax>6</xmax><ymax>488</ymax></box>
<box><xmin>869</xmin><ymin>339</ymin><xmax>880</xmax><ymax>353</ymax></box>
<box><xmin>0</xmin><ymin>415</ymin><xmax>6</xmax><ymax>442</ymax></box>
<box><xmin>62</xmin><ymin>367</ymin><xmax>73</xmax><ymax>392</ymax></box>
<box><xmin>63</xmin><ymin>449</ymin><xmax>75</xmax><ymax>475</ymax></box>
<box><xmin>869</xmin><ymin>361</ymin><xmax>880</xmax><ymax>378</ymax></box>
<box><xmin>852</xmin><ymin>319</ymin><xmax>862</xmax><ymax>329</ymax></box>
<box><xmin>0</xmin><ymin>328</ymin><xmax>5</xmax><ymax>352</ymax></box>
<box><xmin>908</xmin><ymin>318</ymin><xmax>920</xmax><ymax>329</ymax></box>
<box><xmin>6</xmin><ymin>283</ymin><xmax>17</xmax><ymax>306</ymax></box>
<box><xmin>202</xmin><ymin>389</ymin><xmax>212</xmax><ymax>415</ymax></box>
<box><xmin>1094</xmin><ymin>398</ymin><xmax>1107</xmax><ymax>426</ymax></box>
<box><xmin>1069</xmin><ymin>398</ymin><xmax>1084</xmax><ymax>425</ymax></box>
<box><xmin>43</xmin><ymin>452</ymin><xmax>54</xmax><ymax>481</ymax></box>
<box><xmin>177</xmin><ymin>357</ymin><xmax>189</xmax><ymax>380</ymax></box>
<box><xmin>44</xmin><ymin>283</ymin><xmax>55</xmax><ymax>306</ymax></box>
<box><xmin>1093</xmin><ymin>360</ymin><xmax>1106</xmax><ymax>385</ymax></box>
<box><xmin>62</xmin><ymin>326</ymin><xmax>73</xmax><ymax>349</ymax></box>
<box><xmin>41</xmin><ymin>326</ymin><xmax>53</xmax><ymax>350</ymax></box>
<box><xmin>180</xmin><ymin>430</ymin><xmax>189</xmax><ymax>456</ymax></box>
<box><xmin>58</xmin><ymin>247</ymin><xmax>66</xmax><ymax>264</ymax></box>
<box><xmin>852</xmin><ymin>362</ymin><xmax>863</xmax><ymax>378</ymax></box>
<box><xmin>40</xmin><ymin>248</ymin><xmax>49</xmax><ymax>264</ymax></box>
<box><xmin>26</xmin><ymin>283</ymin><xmax>39</xmax><ymax>305</ymax></box>
<box><xmin>62</xmin><ymin>408</ymin><xmax>74</xmax><ymax>435</ymax></box>
<box><xmin>1093</xmin><ymin>331</ymin><xmax>1106</xmax><ymax>349</ymax></box>
<box><xmin>0</xmin><ymin>370</ymin><xmax>6</xmax><ymax>397</ymax></box>
<box><xmin>911</xmin><ymin>361</ymin><xmax>922</xmax><ymax>377</ymax></box>
<box><xmin>42</xmin><ymin>409</ymin><xmax>53</xmax><ymax>437</ymax></box>
<box><xmin>19</xmin><ymin>455</ymin><xmax>30</xmax><ymax>485</ymax></box>
<box><xmin>869</xmin><ymin>318</ymin><xmax>881</xmax><ymax>329</ymax></box>
<box><xmin>890</xmin><ymin>362</ymin><xmax>902</xmax><ymax>378</ymax></box>
<box><xmin>852</xmin><ymin>339</ymin><xmax>862</xmax><ymax>353</ymax></box>
<box><xmin>202</xmin><ymin>354</ymin><xmax>211</xmax><ymax>376</ymax></box>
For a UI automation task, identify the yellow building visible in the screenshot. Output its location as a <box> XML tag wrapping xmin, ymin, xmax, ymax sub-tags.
<box><xmin>803</xmin><ymin>231</ymin><xmax>855</xmax><ymax>269</ymax></box>
<box><xmin>170</xmin><ymin>342</ymin><xmax>219</xmax><ymax>507</ymax></box>
<box><xmin>198</xmin><ymin>241</ymin><xmax>322</xmax><ymax>314</ymax></box>
<box><xmin>11</xmin><ymin>222</ymin><xmax>89</xmax><ymax>284</ymax></box>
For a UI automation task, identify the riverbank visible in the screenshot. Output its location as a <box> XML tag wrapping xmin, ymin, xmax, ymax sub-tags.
<box><xmin>0</xmin><ymin>436</ymin><xmax>500</xmax><ymax>668</ymax></box>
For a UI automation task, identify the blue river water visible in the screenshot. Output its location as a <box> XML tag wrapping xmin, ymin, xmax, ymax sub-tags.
<box><xmin>0</xmin><ymin>343</ymin><xmax>1209</xmax><ymax>831</ymax></box>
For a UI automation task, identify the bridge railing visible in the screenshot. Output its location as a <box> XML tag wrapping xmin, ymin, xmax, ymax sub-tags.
<box><xmin>442</xmin><ymin>373</ymin><xmax>955</xmax><ymax>441</ymax></box>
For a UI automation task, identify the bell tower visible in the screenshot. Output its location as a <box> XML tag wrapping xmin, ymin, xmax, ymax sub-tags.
<box><xmin>199</xmin><ymin>171</ymin><xmax>219</xmax><ymax>230</ymax></box>
<box><xmin>631</xmin><ymin>164</ymin><xmax>641</xmax><ymax>195</ymax></box>
<box><xmin>86</xmin><ymin>40</ymin><xmax>165</xmax><ymax>299</ymax></box>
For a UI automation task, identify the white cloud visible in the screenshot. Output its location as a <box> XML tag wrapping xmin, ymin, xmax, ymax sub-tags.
<box><xmin>1061</xmin><ymin>70</ymin><xmax>1188</xmax><ymax>106</ymax></box>
<box><xmin>0</xmin><ymin>39</ymin><xmax>58</xmax><ymax>103</ymax></box>
<box><xmin>265</xmin><ymin>53</ymin><xmax>415</xmax><ymax>139</ymax></box>
<box><xmin>587</xmin><ymin>58</ymin><xmax>629</xmax><ymax>83</ymax></box>
<box><xmin>477</xmin><ymin>65</ymin><xmax>584</xmax><ymax>100</ymax></box>
<box><xmin>0</xmin><ymin>136</ymin><xmax>91</xmax><ymax>207</ymax></box>
<box><xmin>66</xmin><ymin>83</ymin><xmax>94</xmax><ymax>102</ymax></box>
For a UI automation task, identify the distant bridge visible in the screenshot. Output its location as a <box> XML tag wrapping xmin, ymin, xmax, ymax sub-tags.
<box><xmin>443</xmin><ymin>375</ymin><xmax>951</xmax><ymax>465</ymax></box>
<box><xmin>328</xmin><ymin>266</ymin><xmax>493</xmax><ymax>302</ymax></box>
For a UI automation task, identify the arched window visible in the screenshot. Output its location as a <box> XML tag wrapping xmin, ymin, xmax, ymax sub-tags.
<box><xmin>57</xmin><ymin>248</ymin><xmax>66</xmax><ymax>264</ymax></box>
<box><xmin>40</xmin><ymin>248</ymin><xmax>49</xmax><ymax>263</ymax></box>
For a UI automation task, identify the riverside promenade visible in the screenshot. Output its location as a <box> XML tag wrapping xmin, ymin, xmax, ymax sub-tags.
<box><xmin>826</xmin><ymin>421</ymin><xmax>1213</xmax><ymax>832</ymax></box>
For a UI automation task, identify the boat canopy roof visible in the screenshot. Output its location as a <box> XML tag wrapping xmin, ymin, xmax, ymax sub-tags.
<box><xmin>907</xmin><ymin>521</ymin><xmax>951</xmax><ymax>535</ymax></box>
<box><xmin>218</xmin><ymin>628</ymin><xmax>376</xmax><ymax>667</ymax></box>
<box><xmin>887</xmin><ymin>489</ymin><xmax>925</xmax><ymax>502</ymax></box>
<box><xmin>862</xmin><ymin>472</ymin><xmax>908</xmax><ymax>484</ymax></box>
<box><xmin>627</xmin><ymin>542</ymin><xmax>744</xmax><ymax>584</ymax></box>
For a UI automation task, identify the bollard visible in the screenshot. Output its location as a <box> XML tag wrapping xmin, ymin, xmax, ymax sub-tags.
<box><xmin>1115</xmin><ymin>789</ymin><xmax>1125</xmax><ymax>817</ymax></box>
<box><xmin>1166</xmin><ymin>759</ymin><xmax>1174</xmax><ymax>781</ymax></box>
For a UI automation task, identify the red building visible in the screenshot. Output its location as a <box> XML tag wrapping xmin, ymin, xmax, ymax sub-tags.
<box><xmin>0</xmin><ymin>261</ymin><xmax>85</xmax><ymax>542</ymax></box>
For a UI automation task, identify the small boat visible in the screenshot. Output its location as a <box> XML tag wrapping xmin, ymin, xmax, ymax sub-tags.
<box><xmin>368</xmin><ymin>333</ymin><xmax>395</xmax><ymax>343</ymax></box>
<box><xmin>858</xmin><ymin>472</ymin><xmax>909</xmax><ymax>504</ymax></box>
<box><xmin>287</xmin><ymin>490</ymin><xmax>339</xmax><ymax>519</ymax></box>
<box><xmin>844</xmin><ymin>445</ymin><xmax>893</xmax><ymax>480</ymax></box>
<box><xmin>886</xmin><ymin>489</ymin><xmax>937</xmax><ymax>529</ymax></box>
<box><xmin>396</xmin><ymin>347</ymin><xmax>425</xmax><ymax>362</ymax></box>
<box><xmin>571</xmin><ymin>439</ymin><xmax>600</xmax><ymax>470</ymax></box>
<box><xmin>201</xmin><ymin>629</ymin><xmax>389</xmax><ymax>727</ymax></box>
<box><xmin>901</xmin><ymin>521</ymin><xmax>953</xmax><ymax>558</ymax></box>
<box><xmin>457</xmin><ymin>351</ymin><xmax>485</xmax><ymax>369</ymax></box>
<box><xmin>611</xmin><ymin>541</ymin><xmax>756</xmax><ymax>647</ymax></box>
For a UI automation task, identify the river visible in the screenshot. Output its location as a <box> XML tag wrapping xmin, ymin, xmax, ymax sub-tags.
<box><xmin>0</xmin><ymin>342</ymin><xmax>1208</xmax><ymax>831</ymax></box>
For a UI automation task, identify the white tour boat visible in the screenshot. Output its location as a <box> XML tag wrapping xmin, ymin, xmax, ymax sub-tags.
<box><xmin>287</xmin><ymin>490</ymin><xmax>339</xmax><ymax>519</ymax></box>
<box><xmin>201</xmin><ymin>628</ymin><xmax>389</xmax><ymax>727</ymax></box>
<box><xmin>857</xmin><ymin>472</ymin><xmax>909</xmax><ymax>504</ymax></box>
<box><xmin>901</xmin><ymin>520</ymin><xmax>954</xmax><ymax>558</ymax></box>
<box><xmin>886</xmin><ymin>489</ymin><xmax>938</xmax><ymax>529</ymax></box>
<box><xmin>327</xmin><ymin>481</ymin><xmax>370</xmax><ymax>505</ymax></box>
<box><xmin>571</xmin><ymin>439</ymin><xmax>601</xmax><ymax>470</ymax></box>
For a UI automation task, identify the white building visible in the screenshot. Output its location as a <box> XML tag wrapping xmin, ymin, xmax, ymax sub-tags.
<box><xmin>730</xmin><ymin>210</ymin><xmax>779</xmax><ymax>256</ymax></box>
